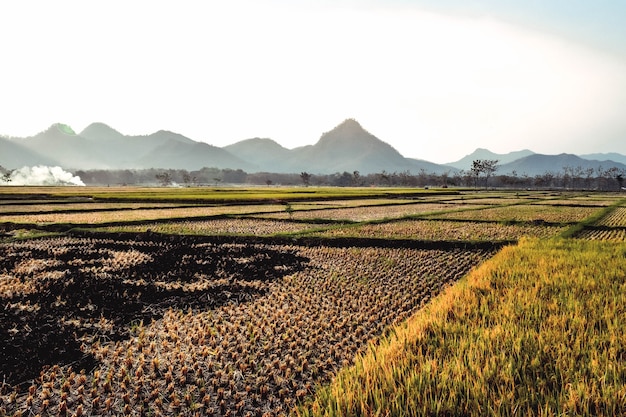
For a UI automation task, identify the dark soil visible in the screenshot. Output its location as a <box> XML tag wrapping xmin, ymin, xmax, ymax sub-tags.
<box><xmin>0</xmin><ymin>234</ymin><xmax>309</xmax><ymax>388</ymax></box>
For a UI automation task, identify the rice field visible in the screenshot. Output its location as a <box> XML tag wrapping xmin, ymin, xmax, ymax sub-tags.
<box><xmin>96</xmin><ymin>218</ymin><xmax>333</xmax><ymax>237</ymax></box>
<box><xmin>574</xmin><ymin>205</ymin><xmax>626</xmax><ymax>241</ymax></box>
<box><xmin>0</xmin><ymin>205</ymin><xmax>288</xmax><ymax>226</ymax></box>
<box><xmin>312</xmin><ymin>219</ymin><xmax>566</xmax><ymax>241</ymax></box>
<box><xmin>0</xmin><ymin>187</ymin><xmax>624</xmax><ymax>416</ymax></box>
<box><xmin>256</xmin><ymin>203</ymin><xmax>467</xmax><ymax>222</ymax></box>
<box><xmin>0</xmin><ymin>202</ymin><xmax>194</xmax><ymax>214</ymax></box>
<box><xmin>589</xmin><ymin>206</ymin><xmax>626</xmax><ymax>227</ymax></box>
<box><xmin>426</xmin><ymin>203</ymin><xmax>600</xmax><ymax>223</ymax></box>
<box><xmin>300</xmin><ymin>238</ymin><xmax>626</xmax><ymax>416</ymax></box>
<box><xmin>0</xmin><ymin>235</ymin><xmax>496</xmax><ymax>416</ymax></box>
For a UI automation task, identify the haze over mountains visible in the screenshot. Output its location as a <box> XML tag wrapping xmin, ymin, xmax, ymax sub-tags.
<box><xmin>1</xmin><ymin>119</ymin><xmax>625</xmax><ymax>176</ymax></box>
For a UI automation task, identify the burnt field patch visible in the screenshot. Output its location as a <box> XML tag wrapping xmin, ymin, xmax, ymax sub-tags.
<box><xmin>0</xmin><ymin>235</ymin><xmax>308</xmax><ymax>387</ymax></box>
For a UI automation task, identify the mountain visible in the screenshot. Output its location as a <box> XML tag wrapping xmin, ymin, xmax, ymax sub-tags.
<box><xmin>226</xmin><ymin>119</ymin><xmax>454</xmax><ymax>174</ymax></box>
<box><xmin>80</xmin><ymin>122</ymin><xmax>125</xmax><ymax>142</ymax></box>
<box><xmin>7</xmin><ymin>124</ymin><xmax>112</xmax><ymax>169</ymax></box>
<box><xmin>291</xmin><ymin>119</ymin><xmax>407</xmax><ymax>173</ymax></box>
<box><xmin>5</xmin><ymin>123</ymin><xmax>254</xmax><ymax>171</ymax></box>
<box><xmin>135</xmin><ymin>139</ymin><xmax>255</xmax><ymax>171</ymax></box>
<box><xmin>0</xmin><ymin>136</ymin><xmax>60</xmax><ymax>168</ymax></box>
<box><xmin>499</xmin><ymin>153</ymin><xmax>626</xmax><ymax>176</ymax></box>
<box><xmin>579</xmin><ymin>152</ymin><xmax>626</xmax><ymax>165</ymax></box>
<box><xmin>447</xmin><ymin>148</ymin><xmax>535</xmax><ymax>170</ymax></box>
<box><xmin>223</xmin><ymin>138</ymin><xmax>290</xmax><ymax>171</ymax></box>
<box><xmin>5</xmin><ymin>119</ymin><xmax>574</xmax><ymax>175</ymax></box>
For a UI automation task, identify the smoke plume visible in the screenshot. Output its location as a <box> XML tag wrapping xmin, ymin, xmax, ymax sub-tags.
<box><xmin>1</xmin><ymin>166</ymin><xmax>85</xmax><ymax>186</ymax></box>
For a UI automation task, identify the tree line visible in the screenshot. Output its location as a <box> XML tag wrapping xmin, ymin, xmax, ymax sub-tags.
<box><xmin>2</xmin><ymin>163</ymin><xmax>623</xmax><ymax>191</ymax></box>
<box><xmin>68</xmin><ymin>161</ymin><xmax>626</xmax><ymax>191</ymax></box>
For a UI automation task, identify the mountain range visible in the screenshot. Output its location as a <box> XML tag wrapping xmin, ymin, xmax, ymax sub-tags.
<box><xmin>1</xmin><ymin>119</ymin><xmax>625</xmax><ymax>176</ymax></box>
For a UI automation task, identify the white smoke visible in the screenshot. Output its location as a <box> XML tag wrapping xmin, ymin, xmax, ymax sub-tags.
<box><xmin>1</xmin><ymin>166</ymin><xmax>85</xmax><ymax>186</ymax></box>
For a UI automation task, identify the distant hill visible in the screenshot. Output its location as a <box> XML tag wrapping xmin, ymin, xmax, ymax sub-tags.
<box><xmin>135</xmin><ymin>138</ymin><xmax>254</xmax><ymax>171</ymax></box>
<box><xmin>3</xmin><ymin>123</ymin><xmax>254</xmax><ymax>171</ymax></box>
<box><xmin>447</xmin><ymin>148</ymin><xmax>535</xmax><ymax>170</ymax></box>
<box><xmin>499</xmin><ymin>153</ymin><xmax>626</xmax><ymax>176</ymax></box>
<box><xmin>0</xmin><ymin>136</ymin><xmax>60</xmax><ymax>168</ymax></box>
<box><xmin>579</xmin><ymin>152</ymin><xmax>626</xmax><ymax>166</ymax></box>
<box><xmin>223</xmin><ymin>138</ymin><xmax>290</xmax><ymax>171</ymax></box>
<box><xmin>16</xmin><ymin>124</ymin><xmax>109</xmax><ymax>169</ymax></box>
<box><xmin>80</xmin><ymin>122</ymin><xmax>126</xmax><ymax>142</ymax></box>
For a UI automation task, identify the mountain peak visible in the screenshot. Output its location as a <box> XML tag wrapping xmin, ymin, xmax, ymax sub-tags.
<box><xmin>331</xmin><ymin>118</ymin><xmax>366</xmax><ymax>133</ymax></box>
<box><xmin>51</xmin><ymin>123</ymin><xmax>76</xmax><ymax>136</ymax></box>
<box><xmin>318</xmin><ymin>118</ymin><xmax>374</xmax><ymax>145</ymax></box>
<box><xmin>80</xmin><ymin>123</ymin><xmax>124</xmax><ymax>141</ymax></box>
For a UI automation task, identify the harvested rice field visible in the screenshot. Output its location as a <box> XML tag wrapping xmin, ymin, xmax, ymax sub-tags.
<box><xmin>256</xmin><ymin>203</ymin><xmax>467</xmax><ymax>222</ymax></box>
<box><xmin>1</xmin><ymin>187</ymin><xmax>624</xmax><ymax>416</ymax></box>
<box><xmin>425</xmin><ymin>203</ymin><xmax>601</xmax><ymax>223</ymax></box>
<box><xmin>0</xmin><ymin>234</ymin><xmax>497</xmax><ymax>416</ymax></box>
<box><xmin>312</xmin><ymin>219</ymin><xmax>566</xmax><ymax>241</ymax></box>
<box><xmin>95</xmin><ymin>218</ymin><xmax>333</xmax><ymax>237</ymax></box>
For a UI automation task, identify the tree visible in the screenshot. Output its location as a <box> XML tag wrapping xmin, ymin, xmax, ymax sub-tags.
<box><xmin>482</xmin><ymin>159</ymin><xmax>499</xmax><ymax>187</ymax></box>
<box><xmin>471</xmin><ymin>159</ymin><xmax>499</xmax><ymax>188</ymax></box>
<box><xmin>1</xmin><ymin>168</ymin><xmax>13</xmax><ymax>183</ymax></box>
<box><xmin>300</xmin><ymin>172</ymin><xmax>311</xmax><ymax>187</ymax></box>
<box><xmin>470</xmin><ymin>160</ymin><xmax>482</xmax><ymax>188</ymax></box>
<box><xmin>605</xmin><ymin>167</ymin><xmax>625</xmax><ymax>191</ymax></box>
<box><xmin>155</xmin><ymin>172</ymin><xmax>172</xmax><ymax>186</ymax></box>
<box><xmin>617</xmin><ymin>173</ymin><xmax>624</xmax><ymax>190</ymax></box>
<box><xmin>182</xmin><ymin>172</ymin><xmax>192</xmax><ymax>187</ymax></box>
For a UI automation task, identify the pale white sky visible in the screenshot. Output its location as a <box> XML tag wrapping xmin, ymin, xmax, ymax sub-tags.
<box><xmin>1</xmin><ymin>0</ymin><xmax>625</xmax><ymax>163</ymax></box>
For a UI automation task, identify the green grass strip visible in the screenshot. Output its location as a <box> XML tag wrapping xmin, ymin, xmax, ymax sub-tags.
<box><xmin>297</xmin><ymin>238</ymin><xmax>626</xmax><ymax>416</ymax></box>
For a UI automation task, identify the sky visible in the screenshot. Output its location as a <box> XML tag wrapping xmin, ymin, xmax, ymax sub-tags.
<box><xmin>1</xmin><ymin>0</ymin><xmax>626</xmax><ymax>164</ymax></box>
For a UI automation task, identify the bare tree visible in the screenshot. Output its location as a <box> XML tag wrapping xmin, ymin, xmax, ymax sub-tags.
<box><xmin>471</xmin><ymin>159</ymin><xmax>499</xmax><ymax>188</ymax></box>
<box><xmin>155</xmin><ymin>172</ymin><xmax>172</xmax><ymax>186</ymax></box>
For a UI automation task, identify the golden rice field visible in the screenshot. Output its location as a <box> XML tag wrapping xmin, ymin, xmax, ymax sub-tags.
<box><xmin>1</xmin><ymin>187</ymin><xmax>625</xmax><ymax>416</ymax></box>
